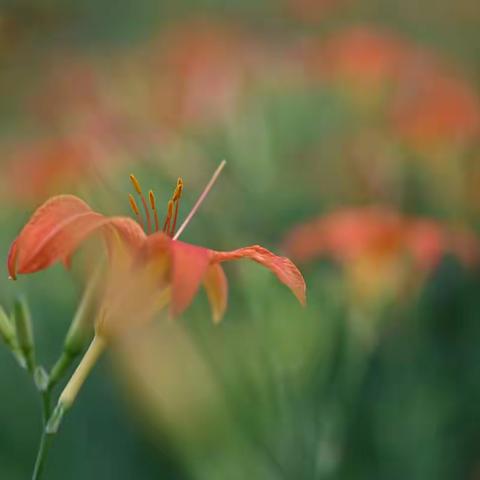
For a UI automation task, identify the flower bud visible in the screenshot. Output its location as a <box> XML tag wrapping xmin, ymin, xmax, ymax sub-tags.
<box><xmin>13</xmin><ymin>297</ymin><xmax>35</xmax><ymax>373</ymax></box>
<box><xmin>49</xmin><ymin>276</ymin><xmax>98</xmax><ymax>388</ymax></box>
<box><xmin>64</xmin><ymin>282</ymin><xmax>96</xmax><ymax>357</ymax></box>
<box><xmin>0</xmin><ymin>306</ymin><xmax>16</xmax><ymax>349</ymax></box>
<box><xmin>34</xmin><ymin>366</ymin><xmax>49</xmax><ymax>392</ymax></box>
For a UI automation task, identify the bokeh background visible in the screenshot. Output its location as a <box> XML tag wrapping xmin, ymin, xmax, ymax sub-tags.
<box><xmin>1</xmin><ymin>0</ymin><xmax>480</xmax><ymax>478</ymax></box>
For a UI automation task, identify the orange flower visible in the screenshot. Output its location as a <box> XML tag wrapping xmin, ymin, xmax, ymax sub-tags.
<box><xmin>390</xmin><ymin>69</ymin><xmax>480</xmax><ymax>151</ymax></box>
<box><xmin>2</xmin><ymin>136</ymin><xmax>94</xmax><ymax>204</ymax></box>
<box><xmin>302</xmin><ymin>27</ymin><xmax>412</xmax><ymax>87</ymax></box>
<box><xmin>8</xmin><ymin>165</ymin><xmax>306</xmax><ymax>325</ymax></box>
<box><xmin>151</xmin><ymin>20</ymin><xmax>260</xmax><ymax>129</ymax></box>
<box><xmin>283</xmin><ymin>206</ymin><xmax>478</xmax><ymax>271</ymax></box>
<box><xmin>283</xmin><ymin>206</ymin><xmax>478</xmax><ymax>310</ymax></box>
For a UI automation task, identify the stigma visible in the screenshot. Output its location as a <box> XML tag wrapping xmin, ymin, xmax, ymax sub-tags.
<box><xmin>129</xmin><ymin>175</ymin><xmax>183</xmax><ymax>237</ymax></box>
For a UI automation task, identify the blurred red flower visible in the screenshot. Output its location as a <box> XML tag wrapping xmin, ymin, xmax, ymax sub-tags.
<box><xmin>302</xmin><ymin>27</ymin><xmax>413</xmax><ymax>88</ymax></box>
<box><xmin>390</xmin><ymin>69</ymin><xmax>480</xmax><ymax>151</ymax></box>
<box><xmin>283</xmin><ymin>206</ymin><xmax>478</xmax><ymax>314</ymax></box>
<box><xmin>150</xmin><ymin>20</ymin><xmax>262</xmax><ymax>129</ymax></box>
<box><xmin>283</xmin><ymin>206</ymin><xmax>478</xmax><ymax>271</ymax></box>
<box><xmin>3</xmin><ymin>136</ymin><xmax>96</xmax><ymax>204</ymax></box>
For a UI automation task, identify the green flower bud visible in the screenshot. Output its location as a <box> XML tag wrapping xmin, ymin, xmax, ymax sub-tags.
<box><xmin>64</xmin><ymin>280</ymin><xmax>96</xmax><ymax>357</ymax></box>
<box><xmin>14</xmin><ymin>297</ymin><xmax>35</xmax><ymax>373</ymax></box>
<box><xmin>0</xmin><ymin>306</ymin><xmax>16</xmax><ymax>349</ymax></box>
<box><xmin>49</xmin><ymin>275</ymin><xmax>98</xmax><ymax>389</ymax></box>
<box><xmin>34</xmin><ymin>366</ymin><xmax>49</xmax><ymax>392</ymax></box>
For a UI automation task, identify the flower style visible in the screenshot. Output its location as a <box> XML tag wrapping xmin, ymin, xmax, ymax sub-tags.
<box><xmin>8</xmin><ymin>164</ymin><xmax>306</xmax><ymax>328</ymax></box>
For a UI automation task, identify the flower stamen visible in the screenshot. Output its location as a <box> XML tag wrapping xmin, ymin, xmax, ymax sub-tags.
<box><xmin>163</xmin><ymin>199</ymin><xmax>174</xmax><ymax>234</ymax></box>
<box><xmin>128</xmin><ymin>194</ymin><xmax>144</xmax><ymax>230</ymax></box>
<box><xmin>170</xmin><ymin>178</ymin><xmax>183</xmax><ymax>237</ymax></box>
<box><xmin>149</xmin><ymin>190</ymin><xmax>160</xmax><ymax>233</ymax></box>
<box><xmin>129</xmin><ymin>174</ymin><xmax>152</xmax><ymax>234</ymax></box>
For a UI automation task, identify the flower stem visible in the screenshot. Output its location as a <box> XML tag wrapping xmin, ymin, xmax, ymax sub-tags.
<box><xmin>48</xmin><ymin>351</ymin><xmax>75</xmax><ymax>390</ymax></box>
<box><xmin>32</xmin><ymin>429</ymin><xmax>55</xmax><ymax>480</ymax></box>
<box><xmin>31</xmin><ymin>336</ymin><xmax>106</xmax><ymax>480</ymax></box>
<box><xmin>58</xmin><ymin>335</ymin><xmax>106</xmax><ymax>410</ymax></box>
<box><xmin>41</xmin><ymin>390</ymin><xmax>51</xmax><ymax>424</ymax></box>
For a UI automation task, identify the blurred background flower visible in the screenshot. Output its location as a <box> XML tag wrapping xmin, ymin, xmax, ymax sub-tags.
<box><xmin>1</xmin><ymin>0</ymin><xmax>480</xmax><ymax>479</ymax></box>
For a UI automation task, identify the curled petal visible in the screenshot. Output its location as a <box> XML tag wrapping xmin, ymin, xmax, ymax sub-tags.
<box><xmin>204</xmin><ymin>264</ymin><xmax>228</xmax><ymax>323</ymax></box>
<box><xmin>171</xmin><ymin>241</ymin><xmax>211</xmax><ymax>317</ymax></box>
<box><xmin>106</xmin><ymin>217</ymin><xmax>147</xmax><ymax>249</ymax></box>
<box><xmin>7</xmin><ymin>195</ymin><xmax>145</xmax><ymax>279</ymax></box>
<box><xmin>211</xmin><ymin>245</ymin><xmax>306</xmax><ymax>306</ymax></box>
<box><xmin>7</xmin><ymin>240</ymin><xmax>18</xmax><ymax>280</ymax></box>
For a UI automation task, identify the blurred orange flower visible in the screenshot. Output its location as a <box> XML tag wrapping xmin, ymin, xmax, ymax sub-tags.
<box><xmin>302</xmin><ymin>27</ymin><xmax>412</xmax><ymax>89</ymax></box>
<box><xmin>151</xmin><ymin>20</ymin><xmax>263</xmax><ymax>129</ymax></box>
<box><xmin>8</xmin><ymin>175</ymin><xmax>306</xmax><ymax>328</ymax></box>
<box><xmin>283</xmin><ymin>206</ymin><xmax>478</xmax><ymax>307</ymax></box>
<box><xmin>3</xmin><ymin>136</ymin><xmax>97</xmax><ymax>203</ymax></box>
<box><xmin>390</xmin><ymin>68</ymin><xmax>480</xmax><ymax>152</ymax></box>
<box><xmin>284</xmin><ymin>206</ymin><xmax>478</xmax><ymax>270</ymax></box>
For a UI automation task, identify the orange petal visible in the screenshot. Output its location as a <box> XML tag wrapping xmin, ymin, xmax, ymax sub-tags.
<box><xmin>203</xmin><ymin>263</ymin><xmax>228</xmax><ymax>323</ymax></box>
<box><xmin>7</xmin><ymin>240</ymin><xmax>19</xmax><ymax>280</ymax></box>
<box><xmin>106</xmin><ymin>217</ymin><xmax>147</xmax><ymax>248</ymax></box>
<box><xmin>8</xmin><ymin>195</ymin><xmax>145</xmax><ymax>279</ymax></box>
<box><xmin>137</xmin><ymin>232</ymin><xmax>172</xmax><ymax>280</ymax></box>
<box><xmin>171</xmin><ymin>240</ymin><xmax>211</xmax><ymax>317</ymax></box>
<box><xmin>211</xmin><ymin>245</ymin><xmax>306</xmax><ymax>306</ymax></box>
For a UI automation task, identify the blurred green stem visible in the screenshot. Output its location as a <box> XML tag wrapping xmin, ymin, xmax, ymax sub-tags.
<box><xmin>41</xmin><ymin>391</ymin><xmax>51</xmax><ymax>424</ymax></box>
<box><xmin>32</xmin><ymin>429</ymin><xmax>55</xmax><ymax>480</ymax></box>
<box><xmin>48</xmin><ymin>351</ymin><xmax>76</xmax><ymax>390</ymax></box>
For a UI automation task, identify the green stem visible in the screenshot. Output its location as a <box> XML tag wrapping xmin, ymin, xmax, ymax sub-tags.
<box><xmin>32</xmin><ymin>430</ymin><xmax>55</xmax><ymax>480</ymax></box>
<box><xmin>48</xmin><ymin>352</ymin><xmax>76</xmax><ymax>391</ymax></box>
<box><xmin>41</xmin><ymin>391</ymin><xmax>51</xmax><ymax>424</ymax></box>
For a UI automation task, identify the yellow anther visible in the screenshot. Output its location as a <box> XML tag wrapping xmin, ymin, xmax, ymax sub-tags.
<box><xmin>162</xmin><ymin>199</ymin><xmax>174</xmax><ymax>233</ymax></box>
<box><xmin>129</xmin><ymin>174</ymin><xmax>142</xmax><ymax>194</ymax></box>
<box><xmin>172</xmin><ymin>177</ymin><xmax>183</xmax><ymax>201</ymax></box>
<box><xmin>149</xmin><ymin>190</ymin><xmax>156</xmax><ymax>211</ymax></box>
<box><xmin>128</xmin><ymin>194</ymin><xmax>140</xmax><ymax>215</ymax></box>
<box><xmin>167</xmin><ymin>199</ymin><xmax>174</xmax><ymax>217</ymax></box>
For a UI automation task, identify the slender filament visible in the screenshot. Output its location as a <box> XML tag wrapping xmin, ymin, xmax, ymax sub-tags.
<box><xmin>130</xmin><ymin>174</ymin><xmax>152</xmax><ymax>234</ymax></box>
<box><xmin>149</xmin><ymin>190</ymin><xmax>160</xmax><ymax>232</ymax></box>
<box><xmin>170</xmin><ymin>178</ymin><xmax>183</xmax><ymax>236</ymax></box>
<box><xmin>128</xmin><ymin>194</ymin><xmax>144</xmax><ymax>229</ymax></box>
<box><xmin>163</xmin><ymin>200</ymin><xmax>174</xmax><ymax>233</ymax></box>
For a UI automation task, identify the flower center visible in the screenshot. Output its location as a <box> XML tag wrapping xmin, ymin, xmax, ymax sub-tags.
<box><xmin>128</xmin><ymin>175</ymin><xmax>183</xmax><ymax>237</ymax></box>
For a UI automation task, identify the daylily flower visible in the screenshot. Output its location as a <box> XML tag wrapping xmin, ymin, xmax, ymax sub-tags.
<box><xmin>8</xmin><ymin>163</ymin><xmax>306</xmax><ymax>328</ymax></box>
<box><xmin>284</xmin><ymin>206</ymin><xmax>478</xmax><ymax>346</ymax></box>
<box><xmin>150</xmin><ymin>20</ymin><xmax>263</xmax><ymax>130</ymax></box>
<box><xmin>283</xmin><ymin>206</ymin><xmax>477</xmax><ymax>304</ymax></box>
<box><xmin>301</xmin><ymin>27</ymin><xmax>413</xmax><ymax>90</ymax></box>
<box><xmin>390</xmin><ymin>68</ymin><xmax>480</xmax><ymax>152</ymax></box>
<box><xmin>284</xmin><ymin>206</ymin><xmax>478</xmax><ymax>269</ymax></box>
<box><xmin>2</xmin><ymin>136</ymin><xmax>95</xmax><ymax>204</ymax></box>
